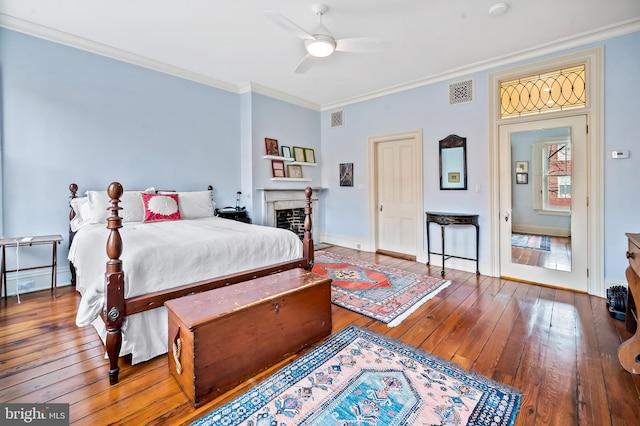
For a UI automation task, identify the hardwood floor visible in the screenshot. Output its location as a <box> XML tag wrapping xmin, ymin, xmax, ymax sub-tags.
<box><xmin>512</xmin><ymin>234</ymin><xmax>572</xmax><ymax>271</ymax></box>
<box><xmin>1</xmin><ymin>245</ymin><xmax>639</xmax><ymax>425</ymax></box>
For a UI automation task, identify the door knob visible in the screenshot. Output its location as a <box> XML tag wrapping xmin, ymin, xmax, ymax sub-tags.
<box><xmin>380</xmin><ymin>205</ymin><xmax>383</xmax><ymax>212</ymax></box>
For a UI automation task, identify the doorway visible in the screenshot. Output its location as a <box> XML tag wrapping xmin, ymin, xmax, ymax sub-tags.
<box><xmin>368</xmin><ymin>130</ymin><xmax>424</xmax><ymax>259</ymax></box>
<box><xmin>499</xmin><ymin>115</ymin><xmax>588</xmax><ymax>292</ymax></box>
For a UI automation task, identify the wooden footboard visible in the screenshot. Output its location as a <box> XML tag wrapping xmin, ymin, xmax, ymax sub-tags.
<box><xmin>70</xmin><ymin>182</ymin><xmax>315</xmax><ymax>385</ymax></box>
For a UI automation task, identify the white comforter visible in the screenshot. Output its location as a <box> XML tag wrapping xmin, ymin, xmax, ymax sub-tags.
<box><xmin>69</xmin><ymin>217</ymin><xmax>302</xmax><ymax>363</ymax></box>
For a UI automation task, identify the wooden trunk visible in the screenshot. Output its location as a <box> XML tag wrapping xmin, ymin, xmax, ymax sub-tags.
<box><xmin>165</xmin><ymin>268</ymin><xmax>332</xmax><ymax>406</ymax></box>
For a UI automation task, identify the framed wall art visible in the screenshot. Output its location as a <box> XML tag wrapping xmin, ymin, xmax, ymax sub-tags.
<box><xmin>265</xmin><ymin>138</ymin><xmax>279</xmax><ymax>156</ymax></box>
<box><xmin>281</xmin><ymin>146</ymin><xmax>292</xmax><ymax>158</ymax></box>
<box><xmin>339</xmin><ymin>163</ymin><xmax>353</xmax><ymax>187</ymax></box>
<box><xmin>516</xmin><ymin>172</ymin><xmax>528</xmax><ymax>184</ymax></box>
<box><xmin>515</xmin><ymin>161</ymin><xmax>528</xmax><ymax>173</ymax></box>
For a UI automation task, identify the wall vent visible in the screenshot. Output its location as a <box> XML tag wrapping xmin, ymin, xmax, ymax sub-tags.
<box><xmin>449</xmin><ymin>79</ymin><xmax>474</xmax><ymax>106</ymax></box>
<box><xmin>330</xmin><ymin>110</ymin><xmax>344</xmax><ymax>128</ymax></box>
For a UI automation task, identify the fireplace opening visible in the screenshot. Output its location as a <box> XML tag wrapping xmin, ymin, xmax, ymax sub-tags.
<box><xmin>276</xmin><ymin>208</ymin><xmax>305</xmax><ymax>240</ymax></box>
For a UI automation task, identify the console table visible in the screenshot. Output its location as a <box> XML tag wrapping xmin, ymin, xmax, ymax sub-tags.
<box><xmin>1</xmin><ymin>235</ymin><xmax>63</xmax><ymax>299</ymax></box>
<box><xmin>426</xmin><ymin>212</ymin><xmax>479</xmax><ymax>276</ymax></box>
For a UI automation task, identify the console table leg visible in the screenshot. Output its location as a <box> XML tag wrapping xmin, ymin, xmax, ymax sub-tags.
<box><xmin>440</xmin><ymin>225</ymin><xmax>445</xmax><ymax>276</ymax></box>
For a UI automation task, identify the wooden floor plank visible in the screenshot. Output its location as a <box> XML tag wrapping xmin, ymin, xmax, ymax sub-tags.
<box><xmin>1</xmin><ymin>246</ymin><xmax>639</xmax><ymax>425</ymax></box>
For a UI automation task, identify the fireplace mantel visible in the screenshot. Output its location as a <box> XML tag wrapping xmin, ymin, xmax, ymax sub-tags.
<box><xmin>256</xmin><ymin>188</ymin><xmax>325</xmax><ymax>242</ymax></box>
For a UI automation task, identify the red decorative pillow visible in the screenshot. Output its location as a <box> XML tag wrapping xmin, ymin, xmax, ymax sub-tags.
<box><xmin>141</xmin><ymin>193</ymin><xmax>181</xmax><ymax>222</ymax></box>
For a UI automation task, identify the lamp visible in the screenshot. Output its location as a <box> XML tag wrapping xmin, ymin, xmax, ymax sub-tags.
<box><xmin>305</xmin><ymin>35</ymin><xmax>336</xmax><ymax>57</ymax></box>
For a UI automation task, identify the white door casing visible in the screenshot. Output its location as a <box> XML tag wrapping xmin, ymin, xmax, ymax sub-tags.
<box><xmin>488</xmin><ymin>47</ymin><xmax>604</xmax><ymax>296</ymax></box>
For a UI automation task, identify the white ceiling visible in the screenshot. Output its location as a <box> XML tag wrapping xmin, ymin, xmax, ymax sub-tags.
<box><xmin>2</xmin><ymin>1</ymin><xmax>640</xmax><ymax>109</ymax></box>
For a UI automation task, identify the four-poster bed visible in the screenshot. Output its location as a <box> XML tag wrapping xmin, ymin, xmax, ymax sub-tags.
<box><xmin>68</xmin><ymin>182</ymin><xmax>315</xmax><ymax>385</ymax></box>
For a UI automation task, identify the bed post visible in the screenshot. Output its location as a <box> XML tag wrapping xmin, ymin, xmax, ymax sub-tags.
<box><xmin>103</xmin><ymin>182</ymin><xmax>126</xmax><ymax>385</ymax></box>
<box><xmin>303</xmin><ymin>186</ymin><xmax>314</xmax><ymax>269</ymax></box>
<box><xmin>69</xmin><ymin>183</ymin><xmax>78</xmax><ymax>287</ymax></box>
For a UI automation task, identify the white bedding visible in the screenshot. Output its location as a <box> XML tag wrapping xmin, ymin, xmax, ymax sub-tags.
<box><xmin>69</xmin><ymin>217</ymin><xmax>302</xmax><ymax>363</ymax></box>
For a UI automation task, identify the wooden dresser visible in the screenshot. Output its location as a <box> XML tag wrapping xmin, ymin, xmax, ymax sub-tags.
<box><xmin>618</xmin><ymin>233</ymin><xmax>640</xmax><ymax>373</ymax></box>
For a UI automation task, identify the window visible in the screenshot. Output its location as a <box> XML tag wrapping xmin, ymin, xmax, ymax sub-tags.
<box><xmin>500</xmin><ymin>65</ymin><xmax>586</xmax><ymax>119</ymax></box>
<box><xmin>532</xmin><ymin>139</ymin><xmax>571</xmax><ymax>213</ymax></box>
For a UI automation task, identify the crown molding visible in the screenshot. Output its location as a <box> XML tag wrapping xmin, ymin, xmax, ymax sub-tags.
<box><xmin>0</xmin><ymin>14</ymin><xmax>238</xmax><ymax>94</ymax></box>
<box><xmin>320</xmin><ymin>17</ymin><xmax>640</xmax><ymax>111</ymax></box>
<box><xmin>239</xmin><ymin>82</ymin><xmax>321</xmax><ymax>111</ymax></box>
<box><xmin>2</xmin><ymin>13</ymin><xmax>638</xmax><ymax>112</ymax></box>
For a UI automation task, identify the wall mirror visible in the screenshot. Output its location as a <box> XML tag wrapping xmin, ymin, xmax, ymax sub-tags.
<box><xmin>439</xmin><ymin>134</ymin><xmax>467</xmax><ymax>190</ymax></box>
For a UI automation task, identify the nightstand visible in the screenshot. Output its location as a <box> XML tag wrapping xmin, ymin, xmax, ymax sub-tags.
<box><xmin>216</xmin><ymin>209</ymin><xmax>251</xmax><ymax>224</ymax></box>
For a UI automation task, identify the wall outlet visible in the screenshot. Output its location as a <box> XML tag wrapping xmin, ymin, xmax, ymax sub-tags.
<box><xmin>18</xmin><ymin>280</ymin><xmax>35</xmax><ymax>291</ymax></box>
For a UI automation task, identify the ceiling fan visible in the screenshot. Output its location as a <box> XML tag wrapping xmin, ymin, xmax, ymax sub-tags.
<box><xmin>265</xmin><ymin>3</ymin><xmax>388</xmax><ymax>74</ymax></box>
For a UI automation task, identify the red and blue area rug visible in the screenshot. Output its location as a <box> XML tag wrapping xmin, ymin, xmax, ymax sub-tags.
<box><xmin>312</xmin><ymin>251</ymin><xmax>451</xmax><ymax>327</ymax></box>
<box><xmin>191</xmin><ymin>325</ymin><xmax>521</xmax><ymax>425</ymax></box>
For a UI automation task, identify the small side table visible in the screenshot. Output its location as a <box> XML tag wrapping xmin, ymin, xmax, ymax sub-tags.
<box><xmin>215</xmin><ymin>209</ymin><xmax>251</xmax><ymax>223</ymax></box>
<box><xmin>1</xmin><ymin>235</ymin><xmax>64</xmax><ymax>299</ymax></box>
<box><xmin>426</xmin><ymin>212</ymin><xmax>479</xmax><ymax>276</ymax></box>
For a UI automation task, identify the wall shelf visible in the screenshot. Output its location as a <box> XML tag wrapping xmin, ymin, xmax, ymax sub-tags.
<box><xmin>271</xmin><ymin>177</ymin><xmax>312</xmax><ymax>182</ymax></box>
<box><xmin>291</xmin><ymin>161</ymin><xmax>318</xmax><ymax>167</ymax></box>
<box><xmin>263</xmin><ymin>155</ymin><xmax>294</xmax><ymax>162</ymax></box>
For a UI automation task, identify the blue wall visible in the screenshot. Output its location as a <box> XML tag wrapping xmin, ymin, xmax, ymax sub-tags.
<box><xmin>2</xmin><ymin>26</ymin><xmax>639</xmax><ymax>289</ymax></box>
<box><xmin>0</xmin><ymin>28</ymin><xmax>241</xmax><ymax>272</ymax></box>
<box><xmin>321</xmin><ymin>31</ymin><xmax>640</xmax><ymax>281</ymax></box>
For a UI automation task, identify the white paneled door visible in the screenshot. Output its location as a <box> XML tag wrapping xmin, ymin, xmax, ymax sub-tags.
<box><xmin>370</xmin><ymin>131</ymin><xmax>423</xmax><ymax>257</ymax></box>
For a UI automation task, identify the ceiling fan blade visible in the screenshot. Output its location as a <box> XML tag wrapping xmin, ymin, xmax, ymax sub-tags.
<box><xmin>335</xmin><ymin>38</ymin><xmax>389</xmax><ymax>53</ymax></box>
<box><xmin>264</xmin><ymin>11</ymin><xmax>314</xmax><ymax>40</ymax></box>
<box><xmin>294</xmin><ymin>54</ymin><xmax>316</xmax><ymax>74</ymax></box>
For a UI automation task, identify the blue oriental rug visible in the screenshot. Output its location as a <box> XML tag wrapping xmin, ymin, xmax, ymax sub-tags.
<box><xmin>191</xmin><ymin>326</ymin><xmax>521</xmax><ymax>426</ymax></box>
<box><xmin>511</xmin><ymin>233</ymin><xmax>552</xmax><ymax>251</ymax></box>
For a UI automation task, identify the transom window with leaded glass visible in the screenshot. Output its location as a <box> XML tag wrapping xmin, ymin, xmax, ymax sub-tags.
<box><xmin>500</xmin><ymin>65</ymin><xmax>586</xmax><ymax>119</ymax></box>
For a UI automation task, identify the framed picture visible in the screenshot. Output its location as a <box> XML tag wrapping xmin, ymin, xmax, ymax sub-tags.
<box><xmin>448</xmin><ymin>172</ymin><xmax>460</xmax><ymax>183</ymax></box>
<box><xmin>339</xmin><ymin>163</ymin><xmax>353</xmax><ymax>187</ymax></box>
<box><xmin>515</xmin><ymin>161</ymin><xmax>528</xmax><ymax>173</ymax></box>
<box><xmin>281</xmin><ymin>146</ymin><xmax>292</xmax><ymax>158</ymax></box>
<box><xmin>287</xmin><ymin>164</ymin><xmax>303</xmax><ymax>178</ymax></box>
<box><xmin>271</xmin><ymin>160</ymin><xmax>285</xmax><ymax>178</ymax></box>
<box><xmin>292</xmin><ymin>146</ymin><xmax>306</xmax><ymax>163</ymax></box>
<box><xmin>265</xmin><ymin>138</ymin><xmax>279</xmax><ymax>156</ymax></box>
<box><xmin>304</xmin><ymin>148</ymin><xmax>316</xmax><ymax>163</ymax></box>
<box><xmin>516</xmin><ymin>172</ymin><xmax>528</xmax><ymax>184</ymax></box>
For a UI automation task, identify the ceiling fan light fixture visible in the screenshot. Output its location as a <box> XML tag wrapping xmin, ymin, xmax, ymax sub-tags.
<box><xmin>305</xmin><ymin>35</ymin><xmax>336</xmax><ymax>57</ymax></box>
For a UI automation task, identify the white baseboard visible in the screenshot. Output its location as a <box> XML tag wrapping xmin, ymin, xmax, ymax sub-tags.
<box><xmin>3</xmin><ymin>267</ymin><xmax>72</xmax><ymax>297</ymax></box>
<box><xmin>319</xmin><ymin>233</ymin><xmax>372</xmax><ymax>252</ymax></box>
<box><xmin>511</xmin><ymin>224</ymin><xmax>570</xmax><ymax>237</ymax></box>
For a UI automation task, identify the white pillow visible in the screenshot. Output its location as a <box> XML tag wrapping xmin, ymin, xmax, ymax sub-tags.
<box><xmin>176</xmin><ymin>190</ymin><xmax>215</xmax><ymax>219</ymax></box>
<box><xmin>69</xmin><ymin>197</ymin><xmax>91</xmax><ymax>232</ymax></box>
<box><xmin>86</xmin><ymin>190</ymin><xmax>146</xmax><ymax>223</ymax></box>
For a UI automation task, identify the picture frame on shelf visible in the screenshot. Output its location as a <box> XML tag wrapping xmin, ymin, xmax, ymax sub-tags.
<box><xmin>516</xmin><ymin>172</ymin><xmax>528</xmax><ymax>184</ymax></box>
<box><xmin>271</xmin><ymin>160</ymin><xmax>285</xmax><ymax>178</ymax></box>
<box><xmin>303</xmin><ymin>148</ymin><xmax>316</xmax><ymax>163</ymax></box>
<box><xmin>292</xmin><ymin>146</ymin><xmax>306</xmax><ymax>163</ymax></box>
<box><xmin>340</xmin><ymin>163</ymin><xmax>353</xmax><ymax>187</ymax></box>
<box><xmin>287</xmin><ymin>164</ymin><xmax>303</xmax><ymax>179</ymax></box>
<box><xmin>265</xmin><ymin>138</ymin><xmax>279</xmax><ymax>156</ymax></box>
<box><xmin>281</xmin><ymin>146</ymin><xmax>292</xmax><ymax>158</ymax></box>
